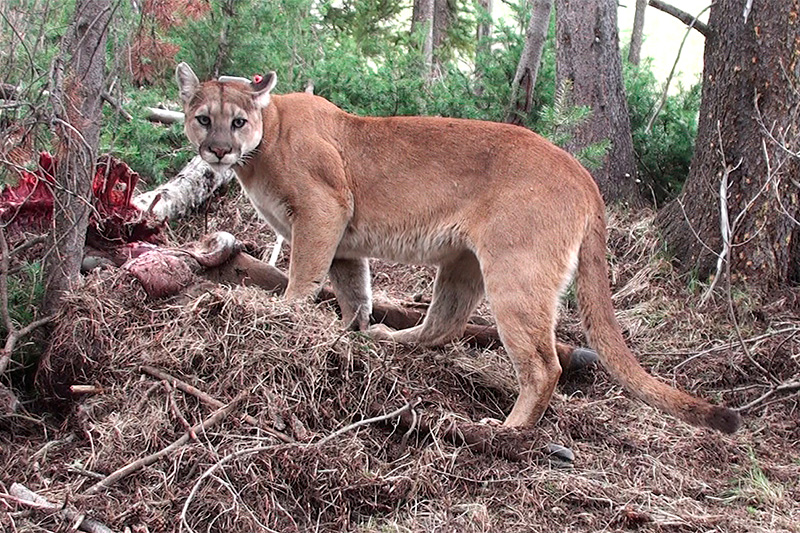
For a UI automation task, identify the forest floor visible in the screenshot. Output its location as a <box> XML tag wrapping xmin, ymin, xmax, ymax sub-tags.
<box><xmin>1</xmin><ymin>189</ymin><xmax>799</xmax><ymax>533</ymax></box>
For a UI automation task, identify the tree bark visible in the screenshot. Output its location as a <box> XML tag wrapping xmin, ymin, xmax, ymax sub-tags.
<box><xmin>431</xmin><ymin>0</ymin><xmax>453</xmax><ymax>78</ymax></box>
<box><xmin>474</xmin><ymin>0</ymin><xmax>493</xmax><ymax>93</ymax></box>
<box><xmin>212</xmin><ymin>0</ymin><xmax>237</xmax><ymax>78</ymax></box>
<box><xmin>43</xmin><ymin>0</ymin><xmax>111</xmax><ymax>312</ymax></box>
<box><xmin>476</xmin><ymin>0</ymin><xmax>492</xmax><ymax>44</ymax></box>
<box><xmin>505</xmin><ymin>0</ymin><xmax>553</xmax><ymax>125</ymax></box>
<box><xmin>627</xmin><ymin>0</ymin><xmax>647</xmax><ymax>64</ymax></box>
<box><xmin>656</xmin><ymin>0</ymin><xmax>800</xmax><ymax>288</ymax></box>
<box><xmin>411</xmin><ymin>0</ymin><xmax>435</xmax><ymax>79</ymax></box>
<box><xmin>555</xmin><ymin>0</ymin><xmax>641</xmax><ymax>206</ymax></box>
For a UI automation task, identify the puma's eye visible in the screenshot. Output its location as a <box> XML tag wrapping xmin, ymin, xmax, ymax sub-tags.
<box><xmin>232</xmin><ymin>117</ymin><xmax>247</xmax><ymax>129</ymax></box>
<box><xmin>196</xmin><ymin>115</ymin><xmax>211</xmax><ymax>127</ymax></box>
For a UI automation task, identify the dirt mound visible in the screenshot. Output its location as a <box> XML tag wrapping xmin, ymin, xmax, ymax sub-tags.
<box><xmin>2</xmin><ymin>198</ymin><xmax>799</xmax><ymax>532</ymax></box>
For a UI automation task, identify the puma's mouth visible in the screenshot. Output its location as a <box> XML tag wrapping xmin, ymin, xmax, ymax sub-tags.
<box><xmin>200</xmin><ymin>150</ymin><xmax>238</xmax><ymax>170</ymax></box>
<box><xmin>207</xmin><ymin>161</ymin><xmax>230</xmax><ymax>173</ymax></box>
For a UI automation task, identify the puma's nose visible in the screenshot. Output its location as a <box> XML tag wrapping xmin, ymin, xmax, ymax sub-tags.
<box><xmin>209</xmin><ymin>146</ymin><xmax>230</xmax><ymax>159</ymax></box>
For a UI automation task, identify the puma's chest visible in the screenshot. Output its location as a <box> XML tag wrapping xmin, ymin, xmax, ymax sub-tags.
<box><xmin>236</xmin><ymin>175</ymin><xmax>293</xmax><ymax>238</ymax></box>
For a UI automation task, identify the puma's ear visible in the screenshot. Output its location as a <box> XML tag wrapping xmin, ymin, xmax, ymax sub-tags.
<box><xmin>250</xmin><ymin>72</ymin><xmax>277</xmax><ymax>109</ymax></box>
<box><xmin>176</xmin><ymin>62</ymin><xmax>200</xmax><ymax>105</ymax></box>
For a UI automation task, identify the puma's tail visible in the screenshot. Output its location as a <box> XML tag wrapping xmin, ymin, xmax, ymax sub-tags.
<box><xmin>575</xmin><ymin>211</ymin><xmax>741</xmax><ymax>434</ymax></box>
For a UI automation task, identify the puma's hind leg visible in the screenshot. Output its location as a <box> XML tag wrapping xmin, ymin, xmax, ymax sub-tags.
<box><xmin>481</xmin><ymin>254</ymin><xmax>568</xmax><ymax>428</ymax></box>
<box><xmin>329</xmin><ymin>257</ymin><xmax>372</xmax><ymax>330</ymax></box>
<box><xmin>367</xmin><ymin>250</ymin><xmax>484</xmax><ymax>347</ymax></box>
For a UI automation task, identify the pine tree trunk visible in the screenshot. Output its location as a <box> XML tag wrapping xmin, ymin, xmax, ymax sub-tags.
<box><xmin>475</xmin><ymin>0</ymin><xmax>493</xmax><ymax>91</ymax></box>
<box><xmin>476</xmin><ymin>0</ymin><xmax>492</xmax><ymax>44</ymax></box>
<box><xmin>555</xmin><ymin>0</ymin><xmax>641</xmax><ymax>206</ymax></box>
<box><xmin>656</xmin><ymin>0</ymin><xmax>800</xmax><ymax>287</ymax></box>
<box><xmin>505</xmin><ymin>0</ymin><xmax>553</xmax><ymax>125</ymax></box>
<box><xmin>212</xmin><ymin>0</ymin><xmax>238</xmax><ymax>78</ymax></box>
<box><xmin>431</xmin><ymin>0</ymin><xmax>453</xmax><ymax>78</ymax></box>
<box><xmin>627</xmin><ymin>0</ymin><xmax>647</xmax><ymax>64</ymax></box>
<box><xmin>43</xmin><ymin>0</ymin><xmax>111</xmax><ymax>312</ymax></box>
<box><xmin>411</xmin><ymin>0</ymin><xmax>435</xmax><ymax>79</ymax></box>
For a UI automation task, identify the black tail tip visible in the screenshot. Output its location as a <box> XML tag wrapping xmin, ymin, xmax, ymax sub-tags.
<box><xmin>709</xmin><ymin>406</ymin><xmax>741</xmax><ymax>434</ymax></box>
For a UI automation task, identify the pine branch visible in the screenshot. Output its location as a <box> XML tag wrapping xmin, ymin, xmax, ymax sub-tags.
<box><xmin>648</xmin><ymin>0</ymin><xmax>710</xmax><ymax>38</ymax></box>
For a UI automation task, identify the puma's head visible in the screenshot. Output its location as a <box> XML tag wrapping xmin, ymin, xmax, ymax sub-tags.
<box><xmin>176</xmin><ymin>62</ymin><xmax>277</xmax><ymax>171</ymax></box>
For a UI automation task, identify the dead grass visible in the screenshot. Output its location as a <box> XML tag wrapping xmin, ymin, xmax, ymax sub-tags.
<box><xmin>1</xmin><ymin>195</ymin><xmax>798</xmax><ymax>532</ymax></box>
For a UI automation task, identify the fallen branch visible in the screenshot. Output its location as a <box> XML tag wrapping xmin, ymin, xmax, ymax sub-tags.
<box><xmin>119</xmin><ymin>231</ymin><xmax>593</xmax><ymax>368</ymax></box>
<box><xmin>737</xmin><ymin>380</ymin><xmax>800</xmax><ymax>412</ymax></box>
<box><xmin>162</xmin><ymin>380</ymin><xmax>196</xmax><ymax>439</ymax></box>
<box><xmin>204</xmin><ymin>251</ymin><xmax>502</xmax><ymax>345</ymax></box>
<box><xmin>69</xmin><ymin>384</ymin><xmax>104</xmax><ymax>395</ymax></box>
<box><xmin>140</xmin><ymin>364</ymin><xmax>294</xmax><ymax>443</ymax></box>
<box><xmin>86</xmin><ymin>391</ymin><xmax>247</xmax><ymax>495</ymax></box>
<box><xmin>0</xmin><ymin>314</ymin><xmax>54</xmax><ymax>375</ymax></box>
<box><xmin>4</xmin><ymin>483</ymin><xmax>117</xmax><ymax>533</ymax></box>
<box><xmin>9</xmin><ymin>234</ymin><xmax>46</xmax><ymax>257</ymax></box>
<box><xmin>101</xmin><ymin>91</ymin><xmax>132</xmax><ymax>121</ymax></box>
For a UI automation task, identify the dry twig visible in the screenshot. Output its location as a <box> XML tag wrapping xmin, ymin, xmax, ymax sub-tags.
<box><xmin>179</xmin><ymin>398</ymin><xmax>421</xmax><ymax>533</ymax></box>
<box><xmin>315</xmin><ymin>398</ymin><xmax>421</xmax><ymax>446</ymax></box>
<box><xmin>140</xmin><ymin>365</ymin><xmax>294</xmax><ymax>443</ymax></box>
<box><xmin>86</xmin><ymin>391</ymin><xmax>248</xmax><ymax>495</ymax></box>
<box><xmin>179</xmin><ymin>443</ymin><xmax>283</xmax><ymax>533</ymax></box>
<box><xmin>737</xmin><ymin>380</ymin><xmax>800</xmax><ymax>412</ymax></box>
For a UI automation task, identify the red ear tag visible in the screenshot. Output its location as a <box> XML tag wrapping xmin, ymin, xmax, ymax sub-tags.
<box><xmin>253</xmin><ymin>74</ymin><xmax>263</xmax><ymax>84</ymax></box>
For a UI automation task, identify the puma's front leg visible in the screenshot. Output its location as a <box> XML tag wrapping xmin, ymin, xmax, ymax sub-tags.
<box><xmin>284</xmin><ymin>199</ymin><xmax>351</xmax><ymax>302</ymax></box>
<box><xmin>329</xmin><ymin>257</ymin><xmax>372</xmax><ymax>330</ymax></box>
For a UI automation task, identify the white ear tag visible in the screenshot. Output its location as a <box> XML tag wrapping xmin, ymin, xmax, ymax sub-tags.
<box><xmin>218</xmin><ymin>75</ymin><xmax>251</xmax><ymax>83</ymax></box>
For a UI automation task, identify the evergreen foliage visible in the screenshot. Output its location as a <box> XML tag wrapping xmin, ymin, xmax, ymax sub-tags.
<box><xmin>625</xmin><ymin>59</ymin><xmax>700</xmax><ymax>205</ymax></box>
<box><xmin>537</xmin><ymin>79</ymin><xmax>611</xmax><ymax>170</ymax></box>
<box><xmin>100</xmin><ymin>89</ymin><xmax>194</xmax><ymax>186</ymax></box>
<box><xmin>0</xmin><ymin>0</ymin><xmax>699</xmax><ymax>200</ymax></box>
<box><xmin>2</xmin><ymin>261</ymin><xmax>43</xmax><ymax>334</ymax></box>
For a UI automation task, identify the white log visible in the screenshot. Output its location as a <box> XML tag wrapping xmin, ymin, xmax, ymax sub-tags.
<box><xmin>132</xmin><ymin>155</ymin><xmax>235</xmax><ymax>221</ymax></box>
<box><xmin>145</xmin><ymin>107</ymin><xmax>184</xmax><ymax>124</ymax></box>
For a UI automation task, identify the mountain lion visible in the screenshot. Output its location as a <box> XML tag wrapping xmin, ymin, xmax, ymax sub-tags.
<box><xmin>176</xmin><ymin>62</ymin><xmax>740</xmax><ymax>434</ymax></box>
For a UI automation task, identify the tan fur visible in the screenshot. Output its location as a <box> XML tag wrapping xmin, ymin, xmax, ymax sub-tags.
<box><xmin>176</xmin><ymin>63</ymin><xmax>741</xmax><ymax>433</ymax></box>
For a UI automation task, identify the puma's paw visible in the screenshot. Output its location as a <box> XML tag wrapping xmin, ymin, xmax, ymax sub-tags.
<box><xmin>568</xmin><ymin>347</ymin><xmax>599</xmax><ymax>371</ymax></box>
<box><xmin>542</xmin><ymin>442</ymin><xmax>575</xmax><ymax>467</ymax></box>
<box><xmin>365</xmin><ymin>323</ymin><xmax>395</xmax><ymax>341</ymax></box>
<box><xmin>478</xmin><ymin>417</ymin><xmax>504</xmax><ymax>427</ymax></box>
<box><xmin>343</xmin><ymin>308</ymin><xmax>372</xmax><ymax>332</ymax></box>
<box><xmin>283</xmin><ymin>289</ymin><xmax>315</xmax><ymax>304</ymax></box>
